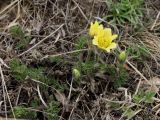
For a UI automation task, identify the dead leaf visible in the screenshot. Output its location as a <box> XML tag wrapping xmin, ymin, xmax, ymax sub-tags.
<box><xmin>54</xmin><ymin>91</ymin><xmax>74</xmax><ymax>112</ymax></box>
<box><xmin>140</xmin><ymin>77</ymin><xmax>160</xmax><ymax>93</ymax></box>
<box><xmin>54</xmin><ymin>92</ymin><xmax>67</xmax><ymax>106</ymax></box>
<box><xmin>151</xmin><ymin>77</ymin><xmax>160</xmax><ymax>86</ymax></box>
<box><xmin>141</xmin><ymin>77</ymin><xmax>160</xmax><ymax>86</ymax></box>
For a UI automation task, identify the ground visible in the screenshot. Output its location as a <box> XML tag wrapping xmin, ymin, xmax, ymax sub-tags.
<box><xmin>0</xmin><ymin>0</ymin><xmax>160</xmax><ymax>120</ymax></box>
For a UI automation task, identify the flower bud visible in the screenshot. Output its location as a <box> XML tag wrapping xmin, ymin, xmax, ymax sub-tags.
<box><xmin>72</xmin><ymin>68</ymin><xmax>80</xmax><ymax>79</ymax></box>
<box><xmin>118</xmin><ymin>51</ymin><xmax>127</xmax><ymax>62</ymax></box>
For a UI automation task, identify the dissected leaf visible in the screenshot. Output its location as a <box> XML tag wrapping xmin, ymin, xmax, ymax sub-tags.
<box><xmin>144</xmin><ymin>91</ymin><xmax>156</xmax><ymax>103</ymax></box>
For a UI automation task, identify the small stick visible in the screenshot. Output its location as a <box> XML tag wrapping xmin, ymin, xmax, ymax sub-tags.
<box><xmin>72</xmin><ymin>0</ymin><xmax>89</xmax><ymax>23</ymax></box>
<box><xmin>15</xmin><ymin>85</ymin><xmax>22</xmax><ymax>106</ymax></box>
<box><xmin>134</xmin><ymin>79</ymin><xmax>142</xmax><ymax>95</ymax></box>
<box><xmin>151</xmin><ymin>11</ymin><xmax>160</xmax><ymax>30</ymax></box>
<box><xmin>68</xmin><ymin>78</ymin><xmax>73</xmax><ymax>100</ymax></box>
<box><xmin>126</xmin><ymin>60</ymin><xmax>151</xmax><ymax>85</ymax></box>
<box><xmin>0</xmin><ymin>0</ymin><xmax>22</xmax><ymax>15</ymax></box>
<box><xmin>41</xmin><ymin>48</ymin><xmax>89</xmax><ymax>60</ymax></box>
<box><xmin>0</xmin><ymin>65</ymin><xmax>16</xmax><ymax>120</ymax></box>
<box><xmin>37</xmin><ymin>85</ymin><xmax>48</xmax><ymax>107</ymax></box>
<box><xmin>18</xmin><ymin>24</ymin><xmax>64</xmax><ymax>57</ymax></box>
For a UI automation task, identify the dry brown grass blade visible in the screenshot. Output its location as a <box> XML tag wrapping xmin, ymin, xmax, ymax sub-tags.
<box><xmin>126</xmin><ymin>60</ymin><xmax>151</xmax><ymax>85</ymax></box>
<box><xmin>72</xmin><ymin>0</ymin><xmax>89</xmax><ymax>23</ymax></box>
<box><xmin>41</xmin><ymin>48</ymin><xmax>89</xmax><ymax>60</ymax></box>
<box><xmin>0</xmin><ymin>0</ymin><xmax>22</xmax><ymax>15</ymax></box>
<box><xmin>0</xmin><ymin>118</ymin><xmax>28</xmax><ymax>120</ymax></box>
<box><xmin>37</xmin><ymin>84</ymin><xmax>48</xmax><ymax>107</ymax></box>
<box><xmin>18</xmin><ymin>24</ymin><xmax>64</xmax><ymax>57</ymax></box>
<box><xmin>0</xmin><ymin>64</ymin><xmax>16</xmax><ymax>120</ymax></box>
<box><xmin>150</xmin><ymin>11</ymin><xmax>160</xmax><ymax>30</ymax></box>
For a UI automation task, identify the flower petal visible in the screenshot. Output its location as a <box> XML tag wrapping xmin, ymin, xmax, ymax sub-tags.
<box><xmin>92</xmin><ymin>37</ymin><xmax>98</xmax><ymax>45</ymax></box>
<box><xmin>105</xmin><ymin>42</ymin><xmax>117</xmax><ymax>52</ymax></box>
<box><xmin>94</xmin><ymin>21</ymin><xmax>99</xmax><ymax>26</ymax></box>
<box><xmin>108</xmin><ymin>42</ymin><xmax>117</xmax><ymax>49</ymax></box>
<box><xmin>104</xmin><ymin>28</ymin><xmax>112</xmax><ymax>36</ymax></box>
<box><xmin>89</xmin><ymin>21</ymin><xmax>102</xmax><ymax>37</ymax></box>
<box><xmin>105</xmin><ymin>48</ymin><xmax>111</xmax><ymax>52</ymax></box>
<box><xmin>111</xmin><ymin>34</ymin><xmax>118</xmax><ymax>40</ymax></box>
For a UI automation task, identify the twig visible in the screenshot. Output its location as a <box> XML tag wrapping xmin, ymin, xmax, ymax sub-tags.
<box><xmin>68</xmin><ymin>78</ymin><xmax>73</xmax><ymax>100</ymax></box>
<box><xmin>126</xmin><ymin>60</ymin><xmax>151</xmax><ymax>85</ymax></box>
<box><xmin>15</xmin><ymin>85</ymin><xmax>22</xmax><ymax>106</ymax></box>
<box><xmin>68</xmin><ymin>86</ymin><xmax>86</xmax><ymax>120</ymax></box>
<box><xmin>151</xmin><ymin>11</ymin><xmax>160</xmax><ymax>30</ymax></box>
<box><xmin>0</xmin><ymin>65</ymin><xmax>16</xmax><ymax>120</ymax></box>
<box><xmin>31</xmin><ymin>79</ymin><xmax>65</xmax><ymax>107</ymax></box>
<box><xmin>0</xmin><ymin>58</ymin><xmax>10</xmax><ymax>69</ymax></box>
<box><xmin>0</xmin><ymin>0</ymin><xmax>22</xmax><ymax>15</ymax></box>
<box><xmin>104</xmin><ymin>98</ymin><xmax>128</xmax><ymax>104</ymax></box>
<box><xmin>134</xmin><ymin>79</ymin><xmax>142</xmax><ymax>95</ymax></box>
<box><xmin>41</xmin><ymin>48</ymin><xmax>89</xmax><ymax>60</ymax></box>
<box><xmin>72</xmin><ymin>0</ymin><xmax>89</xmax><ymax>23</ymax></box>
<box><xmin>85</xmin><ymin>104</ymin><xmax>94</xmax><ymax>120</ymax></box>
<box><xmin>18</xmin><ymin>24</ymin><xmax>64</xmax><ymax>57</ymax></box>
<box><xmin>37</xmin><ymin>85</ymin><xmax>48</xmax><ymax>107</ymax></box>
<box><xmin>1</xmin><ymin>72</ymin><xmax>7</xmax><ymax>120</ymax></box>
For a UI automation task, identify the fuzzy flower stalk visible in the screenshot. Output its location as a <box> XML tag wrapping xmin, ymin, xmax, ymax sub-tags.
<box><xmin>89</xmin><ymin>21</ymin><xmax>118</xmax><ymax>52</ymax></box>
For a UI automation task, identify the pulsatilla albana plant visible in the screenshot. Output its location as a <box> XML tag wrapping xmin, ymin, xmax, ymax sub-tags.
<box><xmin>88</xmin><ymin>21</ymin><xmax>129</xmax><ymax>87</ymax></box>
<box><xmin>89</xmin><ymin>21</ymin><xmax>118</xmax><ymax>52</ymax></box>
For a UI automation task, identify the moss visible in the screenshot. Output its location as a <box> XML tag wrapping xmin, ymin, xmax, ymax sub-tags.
<box><xmin>45</xmin><ymin>101</ymin><xmax>60</xmax><ymax>120</ymax></box>
<box><xmin>14</xmin><ymin>106</ymin><xmax>37</xmax><ymax>119</ymax></box>
<box><xmin>10</xmin><ymin>58</ymin><xmax>45</xmax><ymax>82</ymax></box>
<box><xmin>10</xmin><ymin>25</ymin><xmax>31</xmax><ymax>50</ymax></box>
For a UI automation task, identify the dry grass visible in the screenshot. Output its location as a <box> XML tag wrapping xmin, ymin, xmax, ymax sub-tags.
<box><xmin>0</xmin><ymin>0</ymin><xmax>160</xmax><ymax>120</ymax></box>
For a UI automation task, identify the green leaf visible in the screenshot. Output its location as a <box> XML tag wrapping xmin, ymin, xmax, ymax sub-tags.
<box><xmin>75</xmin><ymin>36</ymin><xmax>88</xmax><ymax>50</ymax></box>
<box><xmin>124</xmin><ymin>108</ymin><xmax>135</xmax><ymax>120</ymax></box>
<box><xmin>14</xmin><ymin>106</ymin><xmax>37</xmax><ymax>119</ymax></box>
<box><xmin>10</xmin><ymin>25</ymin><xmax>25</xmax><ymax>39</ymax></box>
<box><xmin>133</xmin><ymin>93</ymin><xmax>144</xmax><ymax>103</ymax></box>
<box><xmin>45</xmin><ymin>101</ymin><xmax>60</xmax><ymax>120</ymax></box>
<box><xmin>144</xmin><ymin>91</ymin><xmax>156</xmax><ymax>103</ymax></box>
<box><xmin>10</xmin><ymin>25</ymin><xmax>31</xmax><ymax>49</ymax></box>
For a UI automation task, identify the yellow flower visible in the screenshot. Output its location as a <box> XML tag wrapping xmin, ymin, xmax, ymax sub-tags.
<box><xmin>89</xmin><ymin>21</ymin><xmax>103</xmax><ymax>37</ymax></box>
<box><xmin>92</xmin><ymin>28</ymin><xmax>118</xmax><ymax>52</ymax></box>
